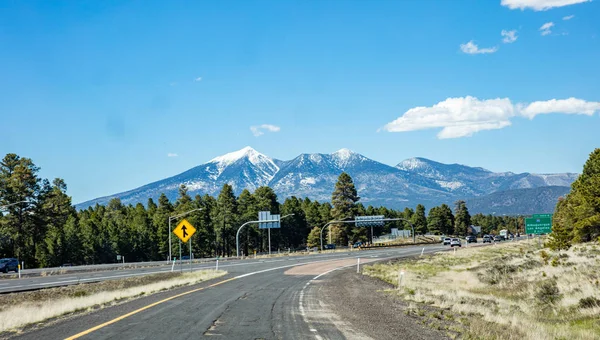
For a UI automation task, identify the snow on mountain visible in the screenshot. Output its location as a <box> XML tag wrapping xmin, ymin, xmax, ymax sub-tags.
<box><xmin>75</xmin><ymin>147</ymin><xmax>579</xmax><ymax>214</ymax></box>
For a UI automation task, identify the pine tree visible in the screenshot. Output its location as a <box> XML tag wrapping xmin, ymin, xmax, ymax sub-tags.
<box><xmin>412</xmin><ymin>204</ymin><xmax>427</xmax><ymax>235</ymax></box>
<box><xmin>153</xmin><ymin>194</ymin><xmax>173</xmax><ymax>260</ymax></box>
<box><xmin>330</xmin><ymin>172</ymin><xmax>359</xmax><ymax>245</ymax></box>
<box><xmin>281</xmin><ymin>197</ymin><xmax>308</xmax><ymax>249</ymax></box>
<box><xmin>306</xmin><ymin>227</ymin><xmax>321</xmax><ymax>248</ymax></box>
<box><xmin>440</xmin><ymin>204</ymin><xmax>455</xmax><ymax>235</ymax></box>
<box><xmin>454</xmin><ymin>200</ymin><xmax>471</xmax><ymax>236</ymax></box>
<box><xmin>215</xmin><ymin>184</ymin><xmax>238</xmax><ymax>256</ymax></box>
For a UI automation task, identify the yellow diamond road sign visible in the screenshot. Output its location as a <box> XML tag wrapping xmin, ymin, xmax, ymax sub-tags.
<box><xmin>173</xmin><ymin>219</ymin><xmax>196</xmax><ymax>243</ymax></box>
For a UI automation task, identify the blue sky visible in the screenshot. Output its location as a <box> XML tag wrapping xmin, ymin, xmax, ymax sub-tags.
<box><xmin>1</xmin><ymin>0</ymin><xmax>599</xmax><ymax>204</ymax></box>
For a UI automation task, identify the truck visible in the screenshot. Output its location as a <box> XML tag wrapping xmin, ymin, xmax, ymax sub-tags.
<box><xmin>499</xmin><ymin>229</ymin><xmax>509</xmax><ymax>239</ymax></box>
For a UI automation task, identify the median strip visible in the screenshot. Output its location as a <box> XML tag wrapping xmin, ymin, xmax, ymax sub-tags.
<box><xmin>0</xmin><ymin>270</ymin><xmax>226</xmax><ymax>335</ymax></box>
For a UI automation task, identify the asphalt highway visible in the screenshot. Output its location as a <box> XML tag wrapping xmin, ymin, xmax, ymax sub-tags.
<box><xmin>0</xmin><ymin>245</ymin><xmax>443</xmax><ymax>294</ymax></box>
<box><xmin>12</xmin><ymin>244</ymin><xmax>451</xmax><ymax>340</ymax></box>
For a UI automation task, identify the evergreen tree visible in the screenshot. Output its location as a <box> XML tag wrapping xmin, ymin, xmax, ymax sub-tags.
<box><xmin>330</xmin><ymin>172</ymin><xmax>359</xmax><ymax>245</ymax></box>
<box><xmin>454</xmin><ymin>200</ymin><xmax>471</xmax><ymax>236</ymax></box>
<box><xmin>281</xmin><ymin>197</ymin><xmax>308</xmax><ymax>249</ymax></box>
<box><xmin>215</xmin><ymin>184</ymin><xmax>238</xmax><ymax>256</ymax></box>
<box><xmin>153</xmin><ymin>194</ymin><xmax>173</xmax><ymax>260</ymax></box>
<box><xmin>304</xmin><ymin>200</ymin><xmax>322</xmax><ymax>228</ymax></box>
<box><xmin>412</xmin><ymin>204</ymin><xmax>427</xmax><ymax>235</ymax></box>
<box><xmin>0</xmin><ymin>154</ymin><xmax>41</xmax><ymax>264</ymax></box>
<box><xmin>306</xmin><ymin>227</ymin><xmax>321</xmax><ymax>248</ymax></box>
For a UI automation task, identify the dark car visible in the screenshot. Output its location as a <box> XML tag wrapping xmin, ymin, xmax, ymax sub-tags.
<box><xmin>324</xmin><ymin>244</ymin><xmax>336</xmax><ymax>250</ymax></box>
<box><xmin>466</xmin><ymin>236</ymin><xmax>477</xmax><ymax>243</ymax></box>
<box><xmin>0</xmin><ymin>258</ymin><xmax>19</xmax><ymax>273</ymax></box>
<box><xmin>483</xmin><ymin>235</ymin><xmax>492</xmax><ymax>243</ymax></box>
<box><xmin>495</xmin><ymin>235</ymin><xmax>505</xmax><ymax>242</ymax></box>
<box><xmin>353</xmin><ymin>241</ymin><xmax>363</xmax><ymax>248</ymax></box>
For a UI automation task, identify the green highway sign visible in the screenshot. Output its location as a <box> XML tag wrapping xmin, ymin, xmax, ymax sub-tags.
<box><xmin>525</xmin><ymin>214</ymin><xmax>553</xmax><ymax>234</ymax></box>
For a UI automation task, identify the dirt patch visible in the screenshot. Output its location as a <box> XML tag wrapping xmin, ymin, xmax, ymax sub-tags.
<box><xmin>284</xmin><ymin>258</ymin><xmax>377</xmax><ymax>276</ymax></box>
<box><xmin>317</xmin><ymin>268</ymin><xmax>450</xmax><ymax>340</ymax></box>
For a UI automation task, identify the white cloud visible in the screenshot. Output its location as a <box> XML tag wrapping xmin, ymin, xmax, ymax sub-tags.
<box><xmin>519</xmin><ymin>98</ymin><xmax>600</xmax><ymax>118</ymax></box>
<box><xmin>382</xmin><ymin>96</ymin><xmax>600</xmax><ymax>139</ymax></box>
<box><xmin>167</xmin><ymin>153</ymin><xmax>178</xmax><ymax>157</ymax></box>
<box><xmin>563</xmin><ymin>15</ymin><xmax>575</xmax><ymax>20</ymax></box>
<box><xmin>501</xmin><ymin>30</ymin><xmax>518</xmax><ymax>43</ymax></box>
<box><xmin>501</xmin><ymin>0</ymin><xmax>590</xmax><ymax>11</ymax></box>
<box><xmin>250</xmin><ymin>124</ymin><xmax>281</xmax><ymax>137</ymax></box>
<box><xmin>460</xmin><ymin>41</ymin><xmax>498</xmax><ymax>54</ymax></box>
<box><xmin>540</xmin><ymin>22</ymin><xmax>555</xmax><ymax>36</ymax></box>
<box><xmin>194</xmin><ymin>77</ymin><xmax>202</xmax><ymax>82</ymax></box>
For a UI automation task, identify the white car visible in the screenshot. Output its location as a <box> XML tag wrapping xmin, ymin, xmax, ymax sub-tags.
<box><xmin>443</xmin><ymin>237</ymin><xmax>451</xmax><ymax>245</ymax></box>
<box><xmin>450</xmin><ymin>238</ymin><xmax>461</xmax><ymax>247</ymax></box>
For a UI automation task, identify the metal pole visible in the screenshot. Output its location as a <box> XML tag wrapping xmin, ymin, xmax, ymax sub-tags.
<box><xmin>356</xmin><ymin>258</ymin><xmax>360</xmax><ymax>273</ymax></box>
<box><xmin>179</xmin><ymin>239</ymin><xmax>182</xmax><ymax>272</ymax></box>
<box><xmin>168</xmin><ymin>217</ymin><xmax>172</xmax><ymax>262</ymax></box>
<box><xmin>268</xmin><ymin>227</ymin><xmax>271</xmax><ymax>256</ymax></box>
<box><xmin>189</xmin><ymin>238</ymin><xmax>192</xmax><ymax>272</ymax></box>
<box><xmin>371</xmin><ymin>226</ymin><xmax>374</xmax><ymax>245</ymax></box>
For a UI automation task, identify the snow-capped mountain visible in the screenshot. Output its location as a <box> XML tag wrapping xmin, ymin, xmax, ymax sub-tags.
<box><xmin>76</xmin><ymin>147</ymin><xmax>578</xmax><ymax>214</ymax></box>
<box><xmin>396</xmin><ymin>157</ymin><xmax>578</xmax><ymax>197</ymax></box>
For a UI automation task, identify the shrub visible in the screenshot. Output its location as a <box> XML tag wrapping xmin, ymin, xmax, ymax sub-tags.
<box><xmin>578</xmin><ymin>296</ymin><xmax>600</xmax><ymax>309</ymax></box>
<box><xmin>551</xmin><ymin>257</ymin><xmax>560</xmax><ymax>267</ymax></box>
<box><xmin>535</xmin><ymin>280</ymin><xmax>562</xmax><ymax>306</ymax></box>
<box><xmin>540</xmin><ymin>250</ymin><xmax>550</xmax><ymax>265</ymax></box>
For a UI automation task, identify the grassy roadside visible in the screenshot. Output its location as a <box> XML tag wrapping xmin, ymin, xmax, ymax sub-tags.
<box><xmin>363</xmin><ymin>240</ymin><xmax>600</xmax><ymax>340</ymax></box>
<box><xmin>0</xmin><ymin>269</ymin><xmax>226</xmax><ymax>334</ymax></box>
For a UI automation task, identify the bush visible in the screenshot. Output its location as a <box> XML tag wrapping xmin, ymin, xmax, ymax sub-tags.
<box><xmin>535</xmin><ymin>280</ymin><xmax>562</xmax><ymax>306</ymax></box>
<box><xmin>551</xmin><ymin>257</ymin><xmax>560</xmax><ymax>267</ymax></box>
<box><xmin>578</xmin><ymin>296</ymin><xmax>600</xmax><ymax>309</ymax></box>
<box><xmin>540</xmin><ymin>250</ymin><xmax>550</xmax><ymax>265</ymax></box>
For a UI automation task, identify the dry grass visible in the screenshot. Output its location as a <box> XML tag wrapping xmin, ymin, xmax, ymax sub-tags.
<box><xmin>0</xmin><ymin>270</ymin><xmax>226</xmax><ymax>333</ymax></box>
<box><xmin>364</xmin><ymin>239</ymin><xmax>600</xmax><ymax>340</ymax></box>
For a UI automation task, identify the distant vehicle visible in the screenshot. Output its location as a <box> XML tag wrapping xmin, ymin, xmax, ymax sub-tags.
<box><xmin>353</xmin><ymin>241</ymin><xmax>363</xmax><ymax>248</ymax></box>
<box><xmin>61</xmin><ymin>263</ymin><xmax>73</xmax><ymax>267</ymax></box>
<box><xmin>450</xmin><ymin>238</ymin><xmax>461</xmax><ymax>247</ymax></box>
<box><xmin>483</xmin><ymin>235</ymin><xmax>492</xmax><ymax>243</ymax></box>
<box><xmin>466</xmin><ymin>235</ymin><xmax>477</xmax><ymax>243</ymax></box>
<box><xmin>324</xmin><ymin>244</ymin><xmax>336</xmax><ymax>250</ymax></box>
<box><xmin>499</xmin><ymin>229</ymin><xmax>509</xmax><ymax>239</ymax></box>
<box><xmin>181</xmin><ymin>255</ymin><xmax>190</xmax><ymax>260</ymax></box>
<box><xmin>0</xmin><ymin>258</ymin><xmax>19</xmax><ymax>273</ymax></box>
<box><xmin>443</xmin><ymin>237</ymin><xmax>452</xmax><ymax>245</ymax></box>
<box><xmin>495</xmin><ymin>235</ymin><xmax>505</xmax><ymax>242</ymax></box>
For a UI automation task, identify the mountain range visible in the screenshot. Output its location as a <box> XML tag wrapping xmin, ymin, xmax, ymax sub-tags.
<box><xmin>76</xmin><ymin>147</ymin><xmax>578</xmax><ymax>215</ymax></box>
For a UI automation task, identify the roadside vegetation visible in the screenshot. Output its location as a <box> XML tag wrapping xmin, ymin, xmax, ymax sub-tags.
<box><xmin>0</xmin><ymin>269</ymin><xmax>226</xmax><ymax>334</ymax></box>
<box><xmin>364</xmin><ymin>240</ymin><xmax>600</xmax><ymax>340</ymax></box>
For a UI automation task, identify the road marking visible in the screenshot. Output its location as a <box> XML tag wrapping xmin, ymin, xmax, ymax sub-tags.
<box><xmin>64</xmin><ymin>277</ymin><xmax>238</xmax><ymax>340</ymax></box>
<box><xmin>64</xmin><ymin>256</ymin><xmax>378</xmax><ymax>339</ymax></box>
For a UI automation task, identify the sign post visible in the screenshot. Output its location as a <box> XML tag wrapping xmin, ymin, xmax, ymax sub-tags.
<box><xmin>173</xmin><ymin>219</ymin><xmax>197</xmax><ymax>273</ymax></box>
<box><xmin>258</xmin><ymin>211</ymin><xmax>281</xmax><ymax>255</ymax></box>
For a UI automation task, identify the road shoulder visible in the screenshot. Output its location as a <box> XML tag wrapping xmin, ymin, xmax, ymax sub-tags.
<box><xmin>316</xmin><ymin>268</ymin><xmax>449</xmax><ymax>340</ymax></box>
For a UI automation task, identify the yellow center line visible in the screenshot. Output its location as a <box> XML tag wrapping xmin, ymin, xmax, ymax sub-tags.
<box><xmin>64</xmin><ymin>277</ymin><xmax>238</xmax><ymax>340</ymax></box>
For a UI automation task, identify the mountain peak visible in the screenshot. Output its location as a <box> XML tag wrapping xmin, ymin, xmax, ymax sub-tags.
<box><xmin>209</xmin><ymin>146</ymin><xmax>262</xmax><ymax>165</ymax></box>
<box><xmin>397</xmin><ymin>157</ymin><xmax>432</xmax><ymax>171</ymax></box>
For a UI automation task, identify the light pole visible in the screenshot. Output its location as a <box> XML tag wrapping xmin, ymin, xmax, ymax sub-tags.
<box><xmin>236</xmin><ymin>214</ymin><xmax>295</xmax><ymax>257</ymax></box>
<box><xmin>168</xmin><ymin>208</ymin><xmax>202</xmax><ymax>262</ymax></box>
<box><xmin>319</xmin><ymin>217</ymin><xmax>416</xmax><ymax>251</ymax></box>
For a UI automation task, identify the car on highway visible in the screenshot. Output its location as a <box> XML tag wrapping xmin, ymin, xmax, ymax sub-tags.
<box><xmin>483</xmin><ymin>235</ymin><xmax>492</xmax><ymax>243</ymax></box>
<box><xmin>450</xmin><ymin>238</ymin><xmax>461</xmax><ymax>247</ymax></box>
<box><xmin>324</xmin><ymin>244</ymin><xmax>336</xmax><ymax>250</ymax></box>
<box><xmin>353</xmin><ymin>241</ymin><xmax>363</xmax><ymax>248</ymax></box>
<box><xmin>494</xmin><ymin>235</ymin><xmax>505</xmax><ymax>242</ymax></box>
<box><xmin>466</xmin><ymin>235</ymin><xmax>477</xmax><ymax>243</ymax></box>
<box><xmin>443</xmin><ymin>237</ymin><xmax>452</xmax><ymax>245</ymax></box>
<box><xmin>0</xmin><ymin>258</ymin><xmax>19</xmax><ymax>273</ymax></box>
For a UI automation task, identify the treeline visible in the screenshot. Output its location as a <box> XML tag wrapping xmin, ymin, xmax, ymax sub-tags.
<box><xmin>549</xmin><ymin>148</ymin><xmax>600</xmax><ymax>250</ymax></box>
<box><xmin>2</xmin><ymin>153</ymin><xmax>524</xmax><ymax>268</ymax></box>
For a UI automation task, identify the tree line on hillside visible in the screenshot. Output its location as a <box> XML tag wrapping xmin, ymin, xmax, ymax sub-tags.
<box><xmin>2</xmin><ymin>153</ymin><xmax>526</xmax><ymax>268</ymax></box>
<box><xmin>548</xmin><ymin>148</ymin><xmax>600</xmax><ymax>250</ymax></box>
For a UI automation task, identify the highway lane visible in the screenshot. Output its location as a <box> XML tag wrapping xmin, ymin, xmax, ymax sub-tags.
<box><xmin>13</xmin><ymin>244</ymin><xmax>449</xmax><ymax>340</ymax></box>
<box><xmin>0</xmin><ymin>245</ymin><xmax>442</xmax><ymax>294</ymax></box>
